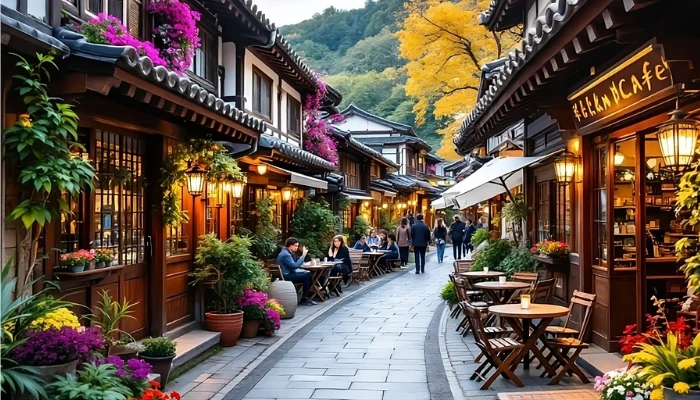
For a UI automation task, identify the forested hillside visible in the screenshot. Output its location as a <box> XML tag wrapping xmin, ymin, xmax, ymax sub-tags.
<box><xmin>281</xmin><ymin>0</ymin><xmax>444</xmax><ymax>151</ymax></box>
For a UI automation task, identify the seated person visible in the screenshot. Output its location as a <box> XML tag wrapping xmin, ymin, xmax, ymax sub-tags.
<box><xmin>276</xmin><ymin>238</ymin><xmax>316</xmax><ymax>305</ymax></box>
<box><xmin>328</xmin><ymin>235</ymin><xmax>352</xmax><ymax>284</ymax></box>
<box><xmin>378</xmin><ymin>230</ymin><xmax>389</xmax><ymax>250</ymax></box>
<box><xmin>378</xmin><ymin>233</ymin><xmax>400</xmax><ymax>270</ymax></box>
<box><xmin>367</xmin><ymin>229</ymin><xmax>380</xmax><ymax>248</ymax></box>
<box><xmin>353</xmin><ymin>235</ymin><xmax>371</xmax><ymax>252</ymax></box>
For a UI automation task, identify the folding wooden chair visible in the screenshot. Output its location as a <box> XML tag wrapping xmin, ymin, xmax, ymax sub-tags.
<box><xmin>545</xmin><ymin>290</ymin><xmax>596</xmax><ymax>337</ymax></box>
<box><xmin>348</xmin><ymin>250</ymin><xmax>364</xmax><ymax>285</ymax></box>
<box><xmin>533</xmin><ymin>278</ymin><xmax>556</xmax><ymax>304</ymax></box>
<box><xmin>327</xmin><ymin>272</ymin><xmax>343</xmax><ymax>297</ymax></box>
<box><xmin>464</xmin><ymin>303</ymin><xmax>524</xmax><ymax>390</ymax></box>
<box><xmin>512</xmin><ymin>272</ymin><xmax>539</xmax><ymax>284</ymax></box>
<box><xmin>541</xmin><ymin>290</ymin><xmax>596</xmax><ymax>384</ymax></box>
<box><xmin>454</xmin><ymin>278</ymin><xmax>488</xmax><ymax>335</ymax></box>
<box><xmin>453</xmin><ymin>260</ymin><xmax>474</xmax><ymax>274</ymax></box>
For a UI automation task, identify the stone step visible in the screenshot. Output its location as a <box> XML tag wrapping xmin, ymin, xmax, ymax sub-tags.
<box><xmin>577</xmin><ymin>343</ymin><xmax>625</xmax><ymax>376</ymax></box>
<box><xmin>172</xmin><ymin>329</ymin><xmax>221</xmax><ymax>369</ymax></box>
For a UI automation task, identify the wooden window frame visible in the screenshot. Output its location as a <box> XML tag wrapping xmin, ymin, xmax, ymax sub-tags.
<box><xmin>287</xmin><ymin>95</ymin><xmax>301</xmax><ymax>138</ymax></box>
<box><xmin>252</xmin><ymin>66</ymin><xmax>273</xmax><ymax>122</ymax></box>
<box><xmin>62</xmin><ymin>0</ymin><xmax>144</xmax><ymax>40</ymax></box>
<box><xmin>186</xmin><ymin>26</ymin><xmax>217</xmax><ymax>93</ymax></box>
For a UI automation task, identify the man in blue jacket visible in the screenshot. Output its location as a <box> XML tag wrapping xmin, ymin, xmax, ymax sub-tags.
<box><xmin>410</xmin><ymin>213</ymin><xmax>431</xmax><ymax>274</ymax></box>
<box><xmin>276</xmin><ymin>237</ymin><xmax>316</xmax><ymax>305</ymax></box>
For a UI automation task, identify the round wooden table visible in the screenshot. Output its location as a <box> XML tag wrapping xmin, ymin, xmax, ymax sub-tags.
<box><xmin>459</xmin><ymin>271</ymin><xmax>505</xmax><ymax>279</ymax></box>
<box><xmin>474</xmin><ymin>281</ymin><xmax>531</xmax><ymax>305</ymax></box>
<box><xmin>366</xmin><ymin>250</ymin><xmax>389</xmax><ymax>276</ymax></box>
<box><xmin>301</xmin><ymin>262</ymin><xmax>340</xmax><ymax>302</ymax></box>
<box><xmin>489</xmin><ymin>303</ymin><xmax>569</xmax><ymax>373</ymax></box>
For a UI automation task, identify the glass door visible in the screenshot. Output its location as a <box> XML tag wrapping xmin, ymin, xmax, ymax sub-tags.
<box><xmin>611</xmin><ymin>138</ymin><xmax>637</xmax><ymax>270</ymax></box>
<box><xmin>593</xmin><ymin>146</ymin><xmax>608</xmax><ymax>267</ymax></box>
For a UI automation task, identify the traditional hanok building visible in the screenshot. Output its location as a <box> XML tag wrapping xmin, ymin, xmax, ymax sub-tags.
<box><xmin>453</xmin><ymin>0</ymin><xmax>700</xmax><ymax>351</ymax></box>
<box><xmin>334</xmin><ymin>105</ymin><xmax>443</xmax><ymax>226</ymax></box>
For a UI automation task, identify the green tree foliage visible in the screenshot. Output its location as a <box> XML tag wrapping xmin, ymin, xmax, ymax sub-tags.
<box><xmin>291</xmin><ymin>198</ymin><xmax>336</xmax><ymax>258</ymax></box>
<box><xmin>333</xmin><ymin>29</ymin><xmax>402</xmax><ymax>74</ymax></box>
<box><xmin>498</xmin><ymin>248</ymin><xmax>536</xmax><ymax>278</ymax></box>
<box><xmin>473</xmin><ymin>239</ymin><xmax>513</xmax><ymax>272</ymax></box>
<box><xmin>352</xmin><ymin>215</ymin><xmax>372</xmax><ymax>243</ymax></box>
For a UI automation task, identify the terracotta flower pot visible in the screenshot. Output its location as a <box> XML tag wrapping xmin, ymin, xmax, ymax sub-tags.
<box><xmin>34</xmin><ymin>359</ymin><xmax>78</xmax><ymax>383</ymax></box>
<box><xmin>241</xmin><ymin>319</ymin><xmax>262</xmax><ymax>338</ymax></box>
<box><xmin>205</xmin><ymin>311</ymin><xmax>243</xmax><ymax>347</ymax></box>
<box><xmin>663</xmin><ymin>386</ymin><xmax>700</xmax><ymax>399</ymax></box>
<box><xmin>140</xmin><ymin>355</ymin><xmax>174</xmax><ymax>389</ymax></box>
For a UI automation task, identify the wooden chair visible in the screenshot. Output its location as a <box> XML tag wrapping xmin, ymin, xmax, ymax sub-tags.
<box><xmin>268</xmin><ymin>265</ymin><xmax>304</xmax><ymax>300</ymax></box>
<box><xmin>454</xmin><ymin>278</ymin><xmax>488</xmax><ymax>335</ymax></box>
<box><xmin>464</xmin><ymin>303</ymin><xmax>524</xmax><ymax>390</ymax></box>
<box><xmin>541</xmin><ymin>290</ymin><xmax>596</xmax><ymax>384</ymax></box>
<box><xmin>327</xmin><ymin>271</ymin><xmax>343</xmax><ymax>297</ymax></box>
<box><xmin>453</xmin><ymin>260</ymin><xmax>474</xmax><ymax>274</ymax></box>
<box><xmin>348</xmin><ymin>250</ymin><xmax>368</xmax><ymax>284</ymax></box>
<box><xmin>545</xmin><ymin>290</ymin><xmax>597</xmax><ymax>337</ymax></box>
<box><xmin>512</xmin><ymin>272</ymin><xmax>539</xmax><ymax>284</ymax></box>
<box><xmin>533</xmin><ymin>278</ymin><xmax>556</xmax><ymax>304</ymax></box>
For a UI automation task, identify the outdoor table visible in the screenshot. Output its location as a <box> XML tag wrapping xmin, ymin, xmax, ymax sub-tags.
<box><xmin>459</xmin><ymin>271</ymin><xmax>505</xmax><ymax>279</ymax></box>
<box><xmin>474</xmin><ymin>281</ymin><xmax>531</xmax><ymax>305</ymax></box>
<box><xmin>301</xmin><ymin>262</ymin><xmax>339</xmax><ymax>302</ymax></box>
<box><xmin>488</xmin><ymin>303</ymin><xmax>569</xmax><ymax>377</ymax></box>
<box><xmin>365</xmin><ymin>250</ymin><xmax>389</xmax><ymax>276</ymax></box>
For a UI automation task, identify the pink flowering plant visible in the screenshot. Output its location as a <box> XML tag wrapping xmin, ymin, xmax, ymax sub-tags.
<box><xmin>58</xmin><ymin>249</ymin><xmax>95</xmax><ymax>267</ymax></box>
<box><xmin>303</xmin><ymin>77</ymin><xmax>342</xmax><ymax>167</ymax></box>
<box><xmin>594</xmin><ymin>368</ymin><xmax>651</xmax><ymax>400</ymax></box>
<box><xmin>236</xmin><ymin>290</ymin><xmax>283</xmax><ymax>334</ymax></box>
<box><xmin>97</xmin><ymin>355</ymin><xmax>152</xmax><ymax>397</ymax></box>
<box><xmin>11</xmin><ymin>326</ymin><xmax>105</xmax><ymax>366</ymax></box>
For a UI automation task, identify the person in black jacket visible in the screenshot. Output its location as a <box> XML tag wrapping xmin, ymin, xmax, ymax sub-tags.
<box><xmin>410</xmin><ymin>214</ymin><xmax>431</xmax><ymax>274</ymax></box>
<box><xmin>433</xmin><ymin>218</ymin><xmax>447</xmax><ymax>263</ymax></box>
<box><xmin>328</xmin><ymin>235</ymin><xmax>352</xmax><ymax>284</ymax></box>
<box><xmin>449</xmin><ymin>216</ymin><xmax>466</xmax><ymax>260</ymax></box>
<box><xmin>378</xmin><ymin>233</ymin><xmax>400</xmax><ymax>271</ymax></box>
<box><xmin>464</xmin><ymin>217</ymin><xmax>477</xmax><ymax>252</ymax></box>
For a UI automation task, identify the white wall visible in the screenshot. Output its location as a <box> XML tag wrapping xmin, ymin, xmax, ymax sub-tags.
<box><xmin>341</xmin><ymin>114</ymin><xmax>394</xmax><ymax>134</ymax></box>
<box><xmin>222</xmin><ymin>42</ymin><xmax>236</xmax><ymax>100</ymax></box>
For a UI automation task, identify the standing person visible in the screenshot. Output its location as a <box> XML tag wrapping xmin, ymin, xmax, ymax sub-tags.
<box><xmin>433</xmin><ymin>218</ymin><xmax>447</xmax><ymax>263</ymax></box>
<box><xmin>464</xmin><ymin>217</ymin><xmax>477</xmax><ymax>252</ymax></box>
<box><xmin>396</xmin><ymin>217</ymin><xmax>412</xmax><ymax>267</ymax></box>
<box><xmin>328</xmin><ymin>235</ymin><xmax>352</xmax><ymax>284</ymax></box>
<box><xmin>407</xmin><ymin>212</ymin><xmax>415</xmax><ymax>226</ymax></box>
<box><xmin>449</xmin><ymin>216</ymin><xmax>466</xmax><ymax>260</ymax></box>
<box><xmin>367</xmin><ymin>229</ymin><xmax>380</xmax><ymax>248</ymax></box>
<box><xmin>276</xmin><ymin>238</ymin><xmax>316</xmax><ymax>305</ymax></box>
<box><xmin>410</xmin><ymin>214</ymin><xmax>431</xmax><ymax>274</ymax></box>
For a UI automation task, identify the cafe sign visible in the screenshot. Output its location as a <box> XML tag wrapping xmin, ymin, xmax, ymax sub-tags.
<box><xmin>567</xmin><ymin>42</ymin><xmax>674</xmax><ymax>133</ymax></box>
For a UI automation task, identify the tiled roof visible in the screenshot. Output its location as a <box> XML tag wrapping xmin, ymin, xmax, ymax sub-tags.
<box><xmin>455</xmin><ymin>0</ymin><xmax>584</xmax><ymax>151</ymax></box>
<box><xmin>331</xmin><ymin>127</ymin><xmax>399</xmax><ymax>169</ymax></box>
<box><xmin>258</xmin><ymin>134</ymin><xmax>335</xmax><ymax>172</ymax></box>
<box><xmin>340</xmin><ymin>104</ymin><xmax>417</xmax><ymax>137</ymax></box>
<box><xmin>478</xmin><ymin>0</ymin><xmax>527</xmax><ymax>31</ymax></box>
<box><xmin>2</xmin><ymin>9</ymin><xmax>70</xmax><ymax>56</ymax></box>
<box><xmin>54</xmin><ymin>28</ymin><xmax>267</xmax><ymax>134</ymax></box>
<box><xmin>385</xmin><ymin>174</ymin><xmax>441</xmax><ymax>194</ymax></box>
<box><xmin>355</xmin><ymin>136</ymin><xmax>432</xmax><ymax>151</ymax></box>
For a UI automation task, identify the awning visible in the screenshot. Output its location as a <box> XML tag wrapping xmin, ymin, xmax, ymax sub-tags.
<box><xmin>431</xmin><ymin>197</ymin><xmax>446</xmax><ymax>210</ymax></box>
<box><xmin>264</xmin><ymin>164</ymin><xmax>328</xmax><ymax>190</ymax></box>
<box><xmin>342</xmin><ymin>192</ymin><xmax>374</xmax><ymax>201</ymax></box>
<box><xmin>446</xmin><ymin>154</ymin><xmax>554</xmax><ymax>209</ymax></box>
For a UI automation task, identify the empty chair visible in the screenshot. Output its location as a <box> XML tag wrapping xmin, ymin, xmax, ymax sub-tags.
<box><xmin>545</xmin><ymin>290</ymin><xmax>596</xmax><ymax>337</ymax></box>
<box><xmin>533</xmin><ymin>278</ymin><xmax>556</xmax><ymax>304</ymax></box>
<box><xmin>454</xmin><ymin>260</ymin><xmax>474</xmax><ymax>274</ymax></box>
<box><xmin>464</xmin><ymin>303</ymin><xmax>524</xmax><ymax>390</ymax></box>
<box><xmin>454</xmin><ymin>278</ymin><xmax>488</xmax><ymax>334</ymax></box>
<box><xmin>512</xmin><ymin>272</ymin><xmax>539</xmax><ymax>284</ymax></box>
<box><xmin>348</xmin><ymin>249</ymin><xmax>369</xmax><ymax>284</ymax></box>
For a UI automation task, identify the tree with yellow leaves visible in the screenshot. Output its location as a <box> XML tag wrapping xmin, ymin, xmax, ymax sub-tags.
<box><xmin>397</xmin><ymin>0</ymin><xmax>520</xmax><ymax>159</ymax></box>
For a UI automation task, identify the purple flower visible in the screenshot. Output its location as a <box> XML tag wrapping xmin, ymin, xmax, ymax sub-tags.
<box><xmin>237</xmin><ymin>289</ymin><xmax>269</xmax><ymax>309</ymax></box>
<box><xmin>127</xmin><ymin>358</ymin><xmax>152</xmax><ymax>380</ymax></box>
<box><xmin>11</xmin><ymin>327</ymin><xmax>105</xmax><ymax>366</ymax></box>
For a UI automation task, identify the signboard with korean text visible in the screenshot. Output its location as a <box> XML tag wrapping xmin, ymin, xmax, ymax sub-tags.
<box><xmin>567</xmin><ymin>42</ymin><xmax>674</xmax><ymax>134</ymax></box>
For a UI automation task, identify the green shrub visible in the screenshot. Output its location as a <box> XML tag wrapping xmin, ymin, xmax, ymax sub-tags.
<box><xmin>471</xmin><ymin>228</ymin><xmax>489</xmax><ymax>247</ymax></box>
<box><xmin>251</xmin><ymin>198</ymin><xmax>280</xmax><ymax>260</ymax></box>
<box><xmin>378</xmin><ymin>210</ymin><xmax>398</xmax><ymax>232</ymax></box>
<box><xmin>499</xmin><ymin>248</ymin><xmax>536</xmax><ymax>277</ymax></box>
<box><xmin>140</xmin><ymin>336</ymin><xmax>176</xmax><ymax>358</ymax></box>
<box><xmin>48</xmin><ymin>363</ymin><xmax>131</xmax><ymax>400</ymax></box>
<box><xmin>352</xmin><ymin>215</ymin><xmax>372</xmax><ymax>242</ymax></box>
<box><xmin>473</xmin><ymin>239</ymin><xmax>513</xmax><ymax>271</ymax></box>
<box><xmin>440</xmin><ymin>281</ymin><xmax>458</xmax><ymax>305</ymax></box>
<box><xmin>292</xmin><ymin>198</ymin><xmax>336</xmax><ymax>258</ymax></box>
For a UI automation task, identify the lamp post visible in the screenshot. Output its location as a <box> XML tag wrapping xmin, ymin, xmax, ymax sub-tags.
<box><xmin>657</xmin><ymin>109</ymin><xmax>700</xmax><ymax>173</ymax></box>
<box><xmin>554</xmin><ymin>151</ymin><xmax>577</xmax><ymax>185</ymax></box>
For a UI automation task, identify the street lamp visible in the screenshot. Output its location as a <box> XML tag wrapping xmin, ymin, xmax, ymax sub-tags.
<box><xmin>282</xmin><ymin>187</ymin><xmax>293</xmax><ymax>202</ymax></box>
<box><xmin>215</xmin><ymin>181</ymin><xmax>227</xmax><ymax>208</ymax></box>
<box><xmin>382</xmin><ymin>203</ymin><xmax>388</xmax><ymax>209</ymax></box>
<box><xmin>185</xmin><ymin>163</ymin><xmax>207</xmax><ymax>197</ymax></box>
<box><xmin>658</xmin><ymin>108</ymin><xmax>699</xmax><ymax>173</ymax></box>
<box><xmin>554</xmin><ymin>151</ymin><xmax>577</xmax><ymax>185</ymax></box>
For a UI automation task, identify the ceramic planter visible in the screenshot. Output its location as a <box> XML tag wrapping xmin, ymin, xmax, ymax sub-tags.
<box><xmin>268</xmin><ymin>280</ymin><xmax>297</xmax><ymax>319</ymax></box>
<box><xmin>69</xmin><ymin>265</ymin><xmax>85</xmax><ymax>273</ymax></box>
<box><xmin>663</xmin><ymin>386</ymin><xmax>700</xmax><ymax>399</ymax></box>
<box><xmin>241</xmin><ymin>319</ymin><xmax>262</xmax><ymax>338</ymax></box>
<box><xmin>205</xmin><ymin>311</ymin><xmax>243</xmax><ymax>347</ymax></box>
<box><xmin>140</xmin><ymin>355</ymin><xmax>174</xmax><ymax>389</ymax></box>
<box><xmin>34</xmin><ymin>359</ymin><xmax>79</xmax><ymax>383</ymax></box>
<box><xmin>95</xmin><ymin>261</ymin><xmax>106</xmax><ymax>269</ymax></box>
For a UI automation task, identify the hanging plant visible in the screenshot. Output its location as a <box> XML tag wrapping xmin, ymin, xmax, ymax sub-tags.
<box><xmin>161</xmin><ymin>139</ymin><xmax>243</xmax><ymax>227</ymax></box>
<box><xmin>303</xmin><ymin>77</ymin><xmax>342</xmax><ymax>167</ymax></box>
<box><xmin>148</xmin><ymin>0</ymin><xmax>201</xmax><ymax>73</ymax></box>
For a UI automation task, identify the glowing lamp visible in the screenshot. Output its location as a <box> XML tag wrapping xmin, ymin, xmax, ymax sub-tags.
<box><xmin>282</xmin><ymin>187</ymin><xmax>293</xmax><ymax>202</ymax></box>
<box><xmin>554</xmin><ymin>151</ymin><xmax>577</xmax><ymax>185</ymax></box>
<box><xmin>256</xmin><ymin>164</ymin><xmax>268</xmax><ymax>175</ymax></box>
<box><xmin>363</xmin><ymin>201</ymin><xmax>369</xmax><ymax>208</ymax></box>
<box><xmin>185</xmin><ymin>163</ymin><xmax>207</xmax><ymax>197</ymax></box>
<box><xmin>382</xmin><ymin>203</ymin><xmax>388</xmax><ymax>209</ymax></box>
<box><xmin>613</xmin><ymin>146</ymin><xmax>625</xmax><ymax>166</ymax></box>
<box><xmin>657</xmin><ymin>109</ymin><xmax>699</xmax><ymax>173</ymax></box>
<box><xmin>231</xmin><ymin>180</ymin><xmax>245</xmax><ymax>199</ymax></box>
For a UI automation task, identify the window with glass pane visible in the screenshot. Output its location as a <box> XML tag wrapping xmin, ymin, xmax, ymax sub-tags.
<box><xmin>340</xmin><ymin>157</ymin><xmax>360</xmax><ymax>189</ymax></box>
<box><xmin>556</xmin><ymin>183</ymin><xmax>572</xmax><ymax>246</ymax></box>
<box><xmin>108</xmin><ymin>0</ymin><xmax>124</xmax><ymax>21</ymax></box>
<box><xmin>252</xmin><ymin>69</ymin><xmax>272</xmax><ymax>119</ymax></box>
<box><xmin>87</xmin><ymin>0</ymin><xmax>103</xmax><ymax>13</ymax></box>
<box><xmin>287</xmin><ymin>97</ymin><xmax>301</xmax><ymax>137</ymax></box>
<box><xmin>27</xmin><ymin>0</ymin><xmax>47</xmax><ymax>21</ymax></box>
<box><xmin>165</xmin><ymin>175</ymin><xmax>189</xmax><ymax>257</ymax></box>
<box><xmin>1</xmin><ymin>0</ymin><xmax>17</xmax><ymax>10</ymax></box>
<box><xmin>536</xmin><ymin>181</ymin><xmax>552</xmax><ymax>242</ymax></box>
<box><xmin>94</xmin><ymin>130</ymin><xmax>145</xmax><ymax>266</ymax></box>
<box><xmin>593</xmin><ymin>146</ymin><xmax>608</xmax><ymax>266</ymax></box>
<box><xmin>127</xmin><ymin>0</ymin><xmax>142</xmax><ymax>38</ymax></box>
<box><xmin>189</xmin><ymin>29</ymin><xmax>214</xmax><ymax>82</ymax></box>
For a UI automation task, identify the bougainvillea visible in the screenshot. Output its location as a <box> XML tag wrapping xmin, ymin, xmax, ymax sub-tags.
<box><xmin>78</xmin><ymin>0</ymin><xmax>200</xmax><ymax>74</ymax></box>
<box><xmin>303</xmin><ymin>77</ymin><xmax>342</xmax><ymax>167</ymax></box>
<box><xmin>148</xmin><ymin>0</ymin><xmax>201</xmax><ymax>73</ymax></box>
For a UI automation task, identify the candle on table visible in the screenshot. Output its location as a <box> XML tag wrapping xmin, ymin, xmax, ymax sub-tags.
<box><xmin>521</xmin><ymin>294</ymin><xmax>531</xmax><ymax>309</ymax></box>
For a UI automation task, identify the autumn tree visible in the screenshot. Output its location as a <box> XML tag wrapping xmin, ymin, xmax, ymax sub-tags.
<box><xmin>397</xmin><ymin>0</ymin><xmax>520</xmax><ymax>159</ymax></box>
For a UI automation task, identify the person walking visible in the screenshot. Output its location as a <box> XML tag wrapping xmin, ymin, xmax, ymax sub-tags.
<box><xmin>464</xmin><ymin>217</ymin><xmax>477</xmax><ymax>253</ymax></box>
<box><xmin>433</xmin><ymin>218</ymin><xmax>447</xmax><ymax>263</ymax></box>
<box><xmin>449</xmin><ymin>216</ymin><xmax>466</xmax><ymax>260</ymax></box>
<box><xmin>396</xmin><ymin>217</ymin><xmax>412</xmax><ymax>267</ymax></box>
<box><xmin>410</xmin><ymin>213</ymin><xmax>431</xmax><ymax>274</ymax></box>
<box><xmin>407</xmin><ymin>212</ymin><xmax>415</xmax><ymax>226</ymax></box>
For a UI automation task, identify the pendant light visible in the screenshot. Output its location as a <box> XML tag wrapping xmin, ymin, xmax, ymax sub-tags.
<box><xmin>184</xmin><ymin>163</ymin><xmax>207</xmax><ymax>197</ymax></box>
<box><xmin>256</xmin><ymin>164</ymin><xmax>267</xmax><ymax>175</ymax></box>
<box><xmin>554</xmin><ymin>151</ymin><xmax>577</xmax><ymax>185</ymax></box>
<box><xmin>657</xmin><ymin>109</ymin><xmax>699</xmax><ymax>173</ymax></box>
<box><xmin>613</xmin><ymin>146</ymin><xmax>625</xmax><ymax>166</ymax></box>
<box><xmin>281</xmin><ymin>187</ymin><xmax>293</xmax><ymax>202</ymax></box>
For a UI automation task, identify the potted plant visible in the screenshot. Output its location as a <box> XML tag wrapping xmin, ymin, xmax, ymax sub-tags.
<box><xmin>594</xmin><ymin>368</ymin><xmax>652</xmax><ymax>400</ymax></box>
<box><xmin>190</xmin><ymin>234</ymin><xmax>269</xmax><ymax>347</ymax></box>
<box><xmin>501</xmin><ymin>193</ymin><xmax>530</xmax><ymax>247</ymax></box>
<box><xmin>94</xmin><ymin>249</ymin><xmax>115</xmax><ymax>269</ymax></box>
<box><xmin>93</xmin><ymin>290</ymin><xmax>138</xmax><ymax>357</ymax></box>
<box><xmin>237</xmin><ymin>289</ymin><xmax>269</xmax><ymax>338</ymax></box>
<box><xmin>473</xmin><ymin>239</ymin><xmax>512</xmax><ymax>272</ymax></box>
<box><xmin>440</xmin><ymin>281</ymin><xmax>458</xmax><ymax>309</ymax></box>
<box><xmin>138</xmin><ymin>337</ymin><xmax>176</xmax><ymax>389</ymax></box>
<box><xmin>499</xmin><ymin>248</ymin><xmax>536</xmax><ymax>278</ymax></box>
<box><xmin>134</xmin><ymin>381</ymin><xmax>180</xmax><ymax>400</ymax></box>
<box><xmin>261</xmin><ymin>299</ymin><xmax>284</xmax><ymax>336</ymax></box>
<box><xmin>47</xmin><ymin>362</ymin><xmax>133</xmax><ymax>400</ymax></box>
<box><xmin>58</xmin><ymin>251</ymin><xmax>83</xmax><ymax>273</ymax></box>
<box><xmin>532</xmin><ymin>240</ymin><xmax>570</xmax><ymax>258</ymax></box>
<box><xmin>98</xmin><ymin>355</ymin><xmax>152</xmax><ymax>398</ymax></box>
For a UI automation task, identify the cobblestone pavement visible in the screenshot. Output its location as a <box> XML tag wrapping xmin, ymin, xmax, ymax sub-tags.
<box><xmin>226</xmin><ymin>252</ymin><xmax>451</xmax><ymax>400</ymax></box>
<box><xmin>441</xmin><ymin>291</ymin><xmax>597</xmax><ymax>400</ymax></box>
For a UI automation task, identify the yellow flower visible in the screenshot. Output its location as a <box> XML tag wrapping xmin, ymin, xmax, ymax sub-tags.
<box><xmin>650</xmin><ymin>388</ymin><xmax>664</xmax><ymax>400</ymax></box>
<box><xmin>30</xmin><ymin>308</ymin><xmax>80</xmax><ymax>331</ymax></box>
<box><xmin>674</xmin><ymin>382</ymin><xmax>690</xmax><ymax>394</ymax></box>
<box><xmin>18</xmin><ymin>114</ymin><xmax>32</xmax><ymax>129</ymax></box>
<box><xmin>679</xmin><ymin>358</ymin><xmax>698</xmax><ymax>370</ymax></box>
<box><xmin>649</xmin><ymin>373</ymin><xmax>672</xmax><ymax>387</ymax></box>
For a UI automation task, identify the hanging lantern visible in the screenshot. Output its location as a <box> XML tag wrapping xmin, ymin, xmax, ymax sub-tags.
<box><xmin>184</xmin><ymin>163</ymin><xmax>207</xmax><ymax>197</ymax></box>
<box><xmin>281</xmin><ymin>187</ymin><xmax>293</xmax><ymax>202</ymax></box>
<box><xmin>363</xmin><ymin>201</ymin><xmax>369</xmax><ymax>208</ymax></box>
<box><xmin>613</xmin><ymin>146</ymin><xmax>625</xmax><ymax>166</ymax></box>
<box><xmin>382</xmin><ymin>203</ymin><xmax>388</xmax><ymax>209</ymax></box>
<box><xmin>231</xmin><ymin>180</ymin><xmax>245</xmax><ymax>199</ymax></box>
<box><xmin>554</xmin><ymin>151</ymin><xmax>577</xmax><ymax>185</ymax></box>
<box><xmin>256</xmin><ymin>164</ymin><xmax>268</xmax><ymax>175</ymax></box>
<box><xmin>657</xmin><ymin>109</ymin><xmax>700</xmax><ymax>173</ymax></box>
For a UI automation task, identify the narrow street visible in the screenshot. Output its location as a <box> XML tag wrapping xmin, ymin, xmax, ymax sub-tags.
<box><xmin>222</xmin><ymin>253</ymin><xmax>452</xmax><ymax>400</ymax></box>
